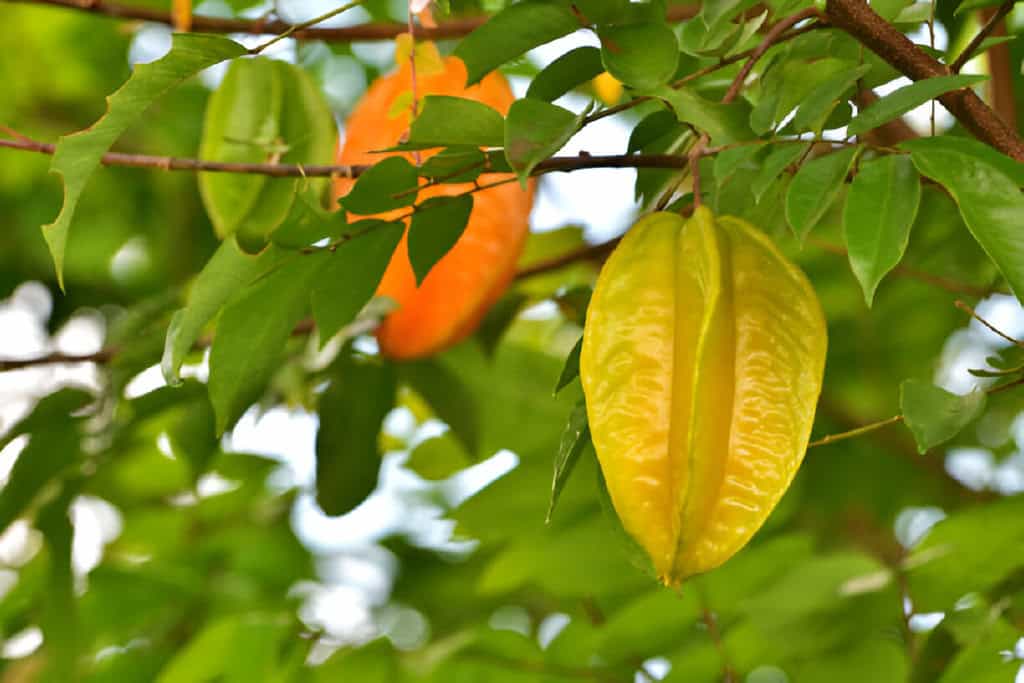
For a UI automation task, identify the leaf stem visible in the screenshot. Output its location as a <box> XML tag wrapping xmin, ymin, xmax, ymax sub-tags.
<box><xmin>250</xmin><ymin>0</ymin><xmax>365</xmax><ymax>53</ymax></box>
<box><xmin>807</xmin><ymin>414</ymin><xmax>904</xmax><ymax>448</ymax></box>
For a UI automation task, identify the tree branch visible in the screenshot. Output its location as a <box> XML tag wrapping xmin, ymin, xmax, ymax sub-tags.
<box><xmin>824</xmin><ymin>0</ymin><xmax>1024</xmax><ymax>161</ymax></box>
<box><xmin>6</xmin><ymin>0</ymin><xmax>698</xmax><ymax>42</ymax></box>
<box><xmin>0</xmin><ymin>135</ymin><xmax>695</xmax><ymax>177</ymax></box>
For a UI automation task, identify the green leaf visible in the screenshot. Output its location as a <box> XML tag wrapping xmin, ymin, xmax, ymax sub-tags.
<box><xmin>654</xmin><ymin>86</ymin><xmax>755</xmax><ymax>144</ymax></box>
<box><xmin>554</xmin><ymin>336</ymin><xmax>582</xmax><ymax>394</ymax></box>
<box><xmin>790</xmin><ymin>64</ymin><xmax>871</xmax><ymax>134</ymax></box>
<box><xmin>199</xmin><ymin>57</ymin><xmax>284</xmax><ymax>243</ymax></box>
<box><xmin>908</xmin><ymin>147</ymin><xmax>1024</xmax><ymax>302</ymax></box>
<box><xmin>952</xmin><ymin>35</ymin><xmax>1017</xmax><ymax>64</ymax></box>
<box><xmin>454</xmin><ymin>1</ymin><xmax>580</xmax><ymax>85</ymax></box>
<box><xmin>407</xmin><ymin>195</ymin><xmax>474</xmax><ymax>285</ymax></box>
<box><xmin>271</xmin><ymin>184</ymin><xmax>349</xmax><ymax>249</ymax></box>
<box><xmin>162</xmin><ymin>238</ymin><xmax>288</xmax><ymax>385</ymax></box>
<box><xmin>908</xmin><ymin>498</ymin><xmax>1024</xmax><ymax>611</ymax></box>
<box><xmin>42</xmin><ymin>34</ymin><xmax>245</xmax><ymax>289</ymax></box>
<box><xmin>400</xmin><ymin>358</ymin><xmax>480</xmax><ymax>455</ymax></box>
<box><xmin>954</xmin><ymin>0</ymin><xmax>1004</xmax><ymax>14</ymax></box>
<box><xmin>547</xmin><ymin>401</ymin><xmax>590</xmax><ymax>523</ymax></box>
<box><xmin>315</xmin><ymin>353</ymin><xmax>396</xmax><ymax>516</ymax></box>
<box><xmin>901</xmin><ymin>136</ymin><xmax>1024</xmax><ymax>187</ymax></box>
<box><xmin>786</xmin><ymin>145</ymin><xmax>861</xmax><ymax>241</ymax></box>
<box><xmin>899</xmin><ymin>379</ymin><xmax>986</xmax><ymax>454</ymax></box>
<box><xmin>311</xmin><ymin>220</ymin><xmax>404</xmax><ymax>344</ymax></box>
<box><xmin>475</xmin><ymin>291</ymin><xmax>528</xmax><ymax>356</ymax></box>
<box><xmin>0</xmin><ymin>415</ymin><xmax>83</xmax><ymax>535</ymax></box>
<box><xmin>712</xmin><ymin>143</ymin><xmax>763</xmax><ymax>185</ymax></box>
<box><xmin>37</xmin><ymin>487</ymin><xmax>78</xmax><ymax>682</ymax></box>
<box><xmin>209</xmin><ymin>252</ymin><xmax>329</xmax><ymax>433</ymax></box>
<box><xmin>405</xmin><ymin>434</ymin><xmax>472</xmax><ymax>481</ymax></box>
<box><xmin>418</xmin><ymin>147</ymin><xmax>487</xmax><ymax>183</ymax></box>
<box><xmin>751</xmin><ymin>143</ymin><xmax>808</xmax><ymax>202</ymax></box>
<box><xmin>156</xmin><ymin>616</ymin><xmax>240</xmax><ymax>683</ymax></box>
<box><xmin>405</xmin><ymin>96</ymin><xmax>505</xmax><ymax>149</ymax></box>
<box><xmin>527</xmin><ymin>47</ymin><xmax>605</xmax><ymax>102</ymax></box>
<box><xmin>847</xmin><ymin>75</ymin><xmax>988</xmax><ymax>136</ymax></box>
<box><xmin>842</xmin><ymin>155</ymin><xmax>921</xmax><ymax>306</ymax></box>
<box><xmin>340</xmin><ymin>157</ymin><xmax>419</xmax><ymax>215</ymax></box>
<box><xmin>504</xmin><ymin>99</ymin><xmax>580</xmax><ymax>185</ymax></box>
<box><xmin>599</xmin><ymin>22</ymin><xmax>680</xmax><ymax>91</ymax></box>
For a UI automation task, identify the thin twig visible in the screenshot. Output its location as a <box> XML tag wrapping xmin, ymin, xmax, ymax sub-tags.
<box><xmin>722</xmin><ymin>7</ymin><xmax>821</xmax><ymax>104</ymax></box>
<box><xmin>954</xmin><ymin>299</ymin><xmax>1024</xmax><ymax>347</ymax></box>
<box><xmin>808</xmin><ymin>414</ymin><xmax>904</xmax><ymax>448</ymax></box>
<box><xmin>249</xmin><ymin>0</ymin><xmax>364</xmax><ymax>53</ymax></box>
<box><xmin>950</xmin><ymin>0</ymin><xmax>1016</xmax><ymax>73</ymax></box>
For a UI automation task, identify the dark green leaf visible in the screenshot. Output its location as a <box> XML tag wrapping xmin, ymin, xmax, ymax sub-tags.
<box><xmin>847</xmin><ymin>75</ymin><xmax>988</xmax><ymax>136</ymax></box>
<box><xmin>899</xmin><ymin>379</ymin><xmax>986</xmax><ymax>454</ymax></box>
<box><xmin>786</xmin><ymin>145</ymin><xmax>860</xmax><ymax>241</ymax></box>
<box><xmin>547</xmin><ymin>401</ymin><xmax>590</xmax><ymax>523</ymax></box>
<box><xmin>908</xmin><ymin>146</ymin><xmax>1024</xmax><ymax>302</ymax></box>
<box><xmin>454</xmin><ymin>1</ymin><xmax>580</xmax><ymax>85</ymax></box>
<box><xmin>654</xmin><ymin>87</ymin><xmax>755</xmax><ymax>144</ymax></box>
<box><xmin>751</xmin><ymin>143</ymin><xmax>808</xmax><ymax>202</ymax></box>
<box><xmin>341</xmin><ymin>157</ymin><xmax>419</xmax><ymax>215</ymax></box>
<box><xmin>418</xmin><ymin>147</ymin><xmax>486</xmax><ymax>183</ymax></box>
<box><xmin>842</xmin><ymin>155</ymin><xmax>921</xmax><ymax>306</ymax></box>
<box><xmin>791</xmin><ymin>64</ymin><xmax>871</xmax><ymax>134</ymax></box>
<box><xmin>407</xmin><ymin>195</ymin><xmax>474</xmax><ymax>284</ymax></box>
<box><xmin>527</xmin><ymin>47</ymin><xmax>605</xmax><ymax>102</ymax></box>
<box><xmin>162</xmin><ymin>239</ymin><xmax>288</xmax><ymax>384</ymax></box>
<box><xmin>475</xmin><ymin>291</ymin><xmax>528</xmax><ymax>356</ymax></box>
<box><xmin>554</xmin><ymin>336</ymin><xmax>583</xmax><ymax>394</ymax></box>
<box><xmin>599</xmin><ymin>22</ymin><xmax>680</xmax><ymax>91</ymax></box>
<box><xmin>271</xmin><ymin>184</ymin><xmax>348</xmax><ymax>249</ymax></box>
<box><xmin>405</xmin><ymin>96</ymin><xmax>505</xmax><ymax>149</ymax></box>
<box><xmin>37</xmin><ymin>486</ymin><xmax>78</xmax><ymax>682</ymax></box>
<box><xmin>316</xmin><ymin>353</ymin><xmax>396</xmax><ymax>516</ymax></box>
<box><xmin>400</xmin><ymin>358</ymin><xmax>480</xmax><ymax>455</ymax></box>
<box><xmin>42</xmin><ymin>34</ymin><xmax>246</xmax><ymax>288</ymax></box>
<box><xmin>311</xmin><ymin>220</ymin><xmax>405</xmax><ymax>343</ymax></box>
<box><xmin>209</xmin><ymin>252</ymin><xmax>329</xmax><ymax>433</ymax></box>
<box><xmin>504</xmin><ymin>99</ymin><xmax>580</xmax><ymax>184</ymax></box>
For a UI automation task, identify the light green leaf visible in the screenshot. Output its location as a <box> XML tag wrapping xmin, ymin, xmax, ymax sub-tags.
<box><xmin>418</xmin><ymin>146</ymin><xmax>486</xmax><ymax>183</ymax></box>
<box><xmin>654</xmin><ymin>86</ymin><xmax>755</xmax><ymax>144</ymax></box>
<box><xmin>899</xmin><ymin>379</ymin><xmax>986</xmax><ymax>454</ymax></box>
<box><xmin>406</xmin><ymin>434</ymin><xmax>473</xmax><ymax>481</ymax></box>
<box><xmin>847</xmin><ymin>74</ymin><xmax>988</xmax><ymax>136</ymax></box>
<box><xmin>901</xmin><ymin>136</ymin><xmax>1024</xmax><ymax>187</ymax></box>
<box><xmin>527</xmin><ymin>46</ymin><xmax>605</xmax><ymax>102</ymax></box>
<box><xmin>454</xmin><ymin>1</ymin><xmax>579</xmax><ymax>85</ymax></box>
<box><xmin>340</xmin><ymin>157</ymin><xmax>419</xmax><ymax>215</ymax></box>
<box><xmin>547</xmin><ymin>401</ymin><xmax>590</xmax><ymax>523</ymax></box>
<box><xmin>43</xmin><ymin>34</ymin><xmax>246</xmax><ymax>288</ymax></box>
<box><xmin>311</xmin><ymin>220</ymin><xmax>404</xmax><ymax>344</ymax></box>
<box><xmin>791</xmin><ymin>64</ymin><xmax>871</xmax><ymax>134</ymax></box>
<box><xmin>842</xmin><ymin>155</ymin><xmax>921</xmax><ymax>306</ymax></box>
<box><xmin>504</xmin><ymin>98</ymin><xmax>580</xmax><ymax>185</ymax></box>
<box><xmin>599</xmin><ymin>22</ymin><xmax>680</xmax><ymax>91</ymax></box>
<box><xmin>908</xmin><ymin>146</ymin><xmax>1024</xmax><ymax>301</ymax></box>
<box><xmin>316</xmin><ymin>353</ymin><xmax>396</xmax><ymax>516</ymax></box>
<box><xmin>162</xmin><ymin>238</ymin><xmax>288</xmax><ymax>385</ymax></box>
<box><xmin>209</xmin><ymin>252</ymin><xmax>329</xmax><ymax>433</ymax></box>
<box><xmin>786</xmin><ymin>145</ymin><xmax>861</xmax><ymax>241</ymax></box>
<box><xmin>405</xmin><ymin>95</ymin><xmax>505</xmax><ymax>149</ymax></box>
<box><xmin>407</xmin><ymin>195</ymin><xmax>474</xmax><ymax>284</ymax></box>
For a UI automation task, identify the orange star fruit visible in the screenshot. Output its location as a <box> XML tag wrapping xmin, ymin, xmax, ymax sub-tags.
<box><xmin>334</xmin><ymin>56</ymin><xmax>534</xmax><ymax>360</ymax></box>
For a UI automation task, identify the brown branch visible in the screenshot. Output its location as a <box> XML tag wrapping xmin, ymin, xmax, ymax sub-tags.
<box><xmin>514</xmin><ymin>237</ymin><xmax>621</xmax><ymax>281</ymax></box>
<box><xmin>824</xmin><ymin>0</ymin><xmax>1024</xmax><ymax>161</ymax></box>
<box><xmin>7</xmin><ymin>0</ymin><xmax>698</xmax><ymax>42</ymax></box>
<box><xmin>0</xmin><ymin>136</ymin><xmax>693</xmax><ymax>177</ymax></box>
<box><xmin>950</xmin><ymin>0</ymin><xmax>1015</xmax><ymax>73</ymax></box>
